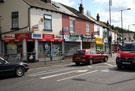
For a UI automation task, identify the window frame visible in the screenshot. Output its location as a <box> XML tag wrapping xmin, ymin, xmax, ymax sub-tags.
<box><xmin>11</xmin><ymin>11</ymin><xmax>19</xmax><ymax>30</ymax></box>
<box><xmin>70</xmin><ymin>19</ymin><xmax>75</xmax><ymax>33</ymax></box>
<box><xmin>43</xmin><ymin>14</ymin><xmax>52</xmax><ymax>31</ymax></box>
<box><xmin>86</xmin><ymin>23</ymin><xmax>90</xmax><ymax>35</ymax></box>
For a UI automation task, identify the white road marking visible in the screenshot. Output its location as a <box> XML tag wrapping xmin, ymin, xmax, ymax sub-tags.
<box><xmin>57</xmin><ymin>70</ymin><xmax>98</xmax><ymax>82</ymax></box>
<box><xmin>88</xmin><ymin>66</ymin><xmax>92</xmax><ymax>68</ymax></box>
<box><xmin>77</xmin><ymin>69</ymin><xmax>88</xmax><ymax>72</ymax></box>
<box><xmin>28</xmin><ymin>68</ymin><xmax>75</xmax><ymax>77</ymax></box>
<box><xmin>40</xmin><ymin>70</ymin><xmax>77</xmax><ymax>79</ymax></box>
<box><xmin>40</xmin><ymin>69</ymin><xmax>89</xmax><ymax>80</ymax></box>
<box><xmin>101</xmin><ymin>69</ymin><xmax>109</xmax><ymax>72</ymax></box>
<box><xmin>104</xmin><ymin>63</ymin><xmax>115</xmax><ymax>67</ymax></box>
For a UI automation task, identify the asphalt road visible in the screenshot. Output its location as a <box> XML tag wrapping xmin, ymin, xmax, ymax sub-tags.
<box><xmin>1</xmin><ymin>57</ymin><xmax>135</xmax><ymax>91</ymax></box>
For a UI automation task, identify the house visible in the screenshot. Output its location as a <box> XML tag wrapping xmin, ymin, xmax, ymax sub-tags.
<box><xmin>0</xmin><ymin>0</ymin><xmax>95</xmax><ymax>62</ymax></box>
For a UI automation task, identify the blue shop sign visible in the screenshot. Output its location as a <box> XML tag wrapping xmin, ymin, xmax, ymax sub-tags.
<box><xmin>32</xmin><ymin>33</ymin><xmax>42</xmax><ymax>39</ymax></box>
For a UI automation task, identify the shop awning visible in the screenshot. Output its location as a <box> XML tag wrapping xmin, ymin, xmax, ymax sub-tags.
<box><xmin>96</xmin><ymin>41</ymin><xmax>104</xmax><ymax>45</ymax></box>
<box><xmin>96</xmin><ymin>37</ymin><xmax>104</xmax><ymax>45</ymax></box>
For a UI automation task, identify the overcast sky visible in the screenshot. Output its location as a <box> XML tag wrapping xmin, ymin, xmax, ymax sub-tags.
<box><xmin>52</xmin><ymin>0</ymin><xmax>135</xmax><ymax>31</ymax></box>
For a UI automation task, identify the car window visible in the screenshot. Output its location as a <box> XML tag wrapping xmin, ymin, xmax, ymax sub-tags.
<box><xmin>87</xmin><ymin>51</ymin><xmax>91</xmax><ymax>55</ymax></box>
<box><xmin>90</xmin><ymin>50</ymin><xmax>96</xmax><ymax>54</ymax></box>
<box><xmin>121</xmin><ymin>43</ymin><xmax>135</xmax><ymax>51</ymax></box>
<box><xmin>74</xmin><ymin>50</ymin><xmax>85</xmax><ymax>55</ymax></box>
<box><xmin>0</xmin><ymin>59</ymin><xmax>3</xmax><ymax>64</ymax></box>
<box><xmin>96</xmin><ymin>50</ymin><xmax>101</xmax><ymax>54</ymax></box>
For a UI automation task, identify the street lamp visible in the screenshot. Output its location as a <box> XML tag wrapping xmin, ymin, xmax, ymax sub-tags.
<box><xmin>121</xmin><ymin>8</ymin><xmax>131</xmax><ymax>43</ymax></box>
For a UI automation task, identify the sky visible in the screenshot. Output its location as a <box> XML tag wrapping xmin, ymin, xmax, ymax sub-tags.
<box><xmin>52</xmin><ymin>0</ymin><xmax>135</xmax><ymax>31</ymax></box>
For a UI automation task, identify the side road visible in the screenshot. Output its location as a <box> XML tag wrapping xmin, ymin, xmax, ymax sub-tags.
<box><xmin>29</xmin><ymin>54</ymin><xmax>117</xmax><ymax>68</ymax></box>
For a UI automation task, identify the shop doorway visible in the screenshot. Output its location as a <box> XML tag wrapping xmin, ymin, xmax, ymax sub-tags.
<box><xmin>27</xmin><ymin>42</ymin><xmax>34</xmax><ymax>62</ymax></box>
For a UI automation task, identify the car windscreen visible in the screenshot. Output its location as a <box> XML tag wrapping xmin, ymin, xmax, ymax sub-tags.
<box><xmin>121</xmin><ymin>43</ymin><xmax>135</xmax><ymax>51</ymax></box>
<box><xmin>74</xmin><ymin>50</ymin><xmax>85</xmax><ymax>55</ymax></box>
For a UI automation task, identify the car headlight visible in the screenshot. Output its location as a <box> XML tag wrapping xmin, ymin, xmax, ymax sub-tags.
<box><xmin>117</xmin><ymin>53</ymin><xmax>120</xmax><ymax>57</ymax></box>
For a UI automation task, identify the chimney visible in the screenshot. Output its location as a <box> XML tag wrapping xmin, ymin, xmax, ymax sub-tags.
<box><xmin>41</xmin><ymin>0</ymin><xmax>51</xmax><ymax>3</ymax></box>
<box><xmin>96</xmin><ymin>13</ymin><xmax>100</xmax><ymax>21</ymax></box>
<box><xmin>79</xmin><ymin>4</ymin><xmax>84</xmax><ymax>14</ymax></box>
<box><xmin>107</xmin><ymin>21</ymin><xmax>109</xmax><ymax>26</ymax></box>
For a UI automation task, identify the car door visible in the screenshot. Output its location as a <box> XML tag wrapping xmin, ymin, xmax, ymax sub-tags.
<box><xmin>96</xmin><ymin>50</ymin><xmax>104</xmax><ymax>61</ymax></box>
<box><xmin>0</xmin><ymin>59</ymin><xmax>14</xmax><ymax>76</ymax></box>
<box><xmin>90</xmin><ymin>50</ymin><xmax>99</xmax><ymax>62</ymax></box>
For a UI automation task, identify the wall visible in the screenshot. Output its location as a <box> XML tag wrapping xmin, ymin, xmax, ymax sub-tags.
<box><xmin>0</xmin><ymin>0</ymin><xmax>29</xmax><ymax>33</ymax></box>
<box><xmin>30</xmin><ymin>8</ymin><xmax>62</xmax><ymax>35</ymax></box>
<box><xmin>62</xmin><ymin>14</ymin><xmax>94</xmax><ymax>36</ymax></box>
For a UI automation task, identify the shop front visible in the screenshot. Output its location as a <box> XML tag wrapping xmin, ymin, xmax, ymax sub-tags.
<box><xmin>82</xmin><ymin>37</ymin><xmax>96</xmax><ymax>49</ymax></box>
<box><xmin>2</xmin><ymin>33</ymin><xmax>31</xmax><ymax>62</ymax></box>
<box><xmin>64</xmin><ymin>35</ymin><xmax>81</xmax><ymax>56</ymax></box>
<box><xmin>37</xmin><ymin>34</ymin><xmax>64</xmax><ymax>61</ymax></box>
<box><xmin>95</xmin><ymin>37</ymin><xmax>104</xmax><ymax>51</ymax></box>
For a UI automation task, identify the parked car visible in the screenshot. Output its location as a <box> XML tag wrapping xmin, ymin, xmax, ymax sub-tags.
<box><xmin>116</xmin><ymin>42</ymin><xmax>135</xmax><ymax>69</ymax></box>
<box><xmin>72</xmin><ymin>49</ymin><xmax>108</xmax><ymax>65</ymax></box>
<box><xmin>0</xmin><ymin>57</ymin><xmax>29</xmax><ymax>77</ymax></box>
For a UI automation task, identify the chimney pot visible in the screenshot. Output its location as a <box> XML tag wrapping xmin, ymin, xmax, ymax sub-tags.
<box><xmin>79</xmin><ymin>4</ymin><xmax>84</xmax><ymax>14</ymax></box>
<box><xmin>97</xmin><ymin>13</ymin><xmax>100</xmax><ymax>21</ymax></box>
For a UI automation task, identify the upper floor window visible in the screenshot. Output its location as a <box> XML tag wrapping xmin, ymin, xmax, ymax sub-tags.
<box><xmin>12</xmin><ymin>11</ymin><xmax>19</xmax><ymax>29</ymax></box>
<box><xmin>86</xmin><ymin>23</ymin><xmax>90</xmax><ymax>35</ymax></box>
<box><xmin>44</xmin><ymin>14</ymin><xmax>52</xmax><ymax>31</ymax></box>
<box><xmin>70</xmin><ymin>20</ymin><xmax>74</xmax><ymax>33</ymax></box>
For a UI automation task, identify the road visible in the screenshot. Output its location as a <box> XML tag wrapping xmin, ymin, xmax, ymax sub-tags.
<box><xmin>1</xmin><ymin>57</ymin><xmax>135</xmax><ymax>91</ymax></box>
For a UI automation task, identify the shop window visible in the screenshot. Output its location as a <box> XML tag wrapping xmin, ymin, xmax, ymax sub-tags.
<box><xmin>52</xmin><ymin>43</ymin><xmax>62</xmax><ymax>56</ymax></box>
<box><xmin>70</xmin><ymin>20</ymin><xmax>74</xmax><ymax>33</ymax></box>
<box><xmin>11</xmin><ymin>11</ymin><xmax>19</xmax><ymax>30</ymax></box>
<box><xmin>86</xmin><ymin>23</ymin><xmax>90</xmax><ymax>35</ymax></box>
<box><xmin>43</xmin><ymin>14</ymin><xmax>52</xmax><ymax>31</ymax></box>
<box><xmin>6</xmin><ymin>43</ymin><xmax>17</xmax><ymax>54</ymax></box>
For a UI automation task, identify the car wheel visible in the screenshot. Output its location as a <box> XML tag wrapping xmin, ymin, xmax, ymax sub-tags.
<box><xmin>75</xmin><ymin>62</ymin><xmax>80</xmax><ymax>65</ymax></box>
<box><xmin>89</xmin><ymin>59</ymin><xmax>93</xmax><ymax>65</ymax></box>
<box><xmin>104</xmin><ymin>57</ymin><xmax>108</xmax><ymax>62</ymax></box>
<box><xmin>15</xmin><ymin>67</ymin><xmax>25</xmax><ymax>77</ymax></box>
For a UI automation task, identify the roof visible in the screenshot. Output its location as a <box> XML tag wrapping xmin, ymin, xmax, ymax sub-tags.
<box><xmin>51</xmin><ymin>1</ymin><xmax>77</xmax><ymax>17</ymax></box>
<box><xmin>86</xmin><ymin>15</ymin><xmax>108</xmax><ymax>28</ymax></box>
<box><xmin>61</xmin><ymin>4</ymin><xmax>94</xmax><ymax>23</ymax></box>
<box><xmin>23</xmin><ymin>0</ymin><xmax>59</xmax><ymax>12</ymax></box>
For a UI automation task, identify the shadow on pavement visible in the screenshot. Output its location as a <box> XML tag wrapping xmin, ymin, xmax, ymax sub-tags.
<box><xmin>109</xmin><ymin>67</ymin><xmax>135</xmax><ymax>72</ymax></box>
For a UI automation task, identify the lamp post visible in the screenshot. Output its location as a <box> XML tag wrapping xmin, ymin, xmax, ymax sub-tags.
<box><xmin>121</xmin><ymin>8</ymin><xmax>131</xmax><ymax>43</ymax></box>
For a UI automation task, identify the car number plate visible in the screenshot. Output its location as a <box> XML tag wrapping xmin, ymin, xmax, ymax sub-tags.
<box><xmin>122</xmin><ymin>62</ymin><xmax>130</xmax><ymax>64</ymax></box>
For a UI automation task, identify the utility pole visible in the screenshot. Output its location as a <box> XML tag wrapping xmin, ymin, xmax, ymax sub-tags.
<box><xmin>109</xmin><ymin>0</ymin><xmax>112</xmax><ymax>56</ymax></box>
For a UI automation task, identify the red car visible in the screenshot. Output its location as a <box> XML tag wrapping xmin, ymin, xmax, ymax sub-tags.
<box><xmin>72</xmin><ymin>49</ymin><xmax>108</xmax><ymax>65</ymax></box>
<box><xmin>116</xmin><ymin>42</ymin><xmax>135</xmax><ymax>69</ymax></box>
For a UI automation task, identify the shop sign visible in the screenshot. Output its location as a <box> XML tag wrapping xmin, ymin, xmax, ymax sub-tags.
<box><xmin>54</xmin><ymin>35</ymin><xmax>64</xmax><ymax>41</ymax></box>
<box><xmin>64</xmin><ymin>35</ymin><xmax>81</xmax><ymax>42</ymax></box>
<box><xmin>2</xmin><ymin>34</ymin><xmax>15</xmax><ymax>39</ymax></box>
<box><xmin>104</xmin><ymin>37</ymin><xmax>108</xmax><ymax>43</ymax></box>
<box><xmin>26</xmin><ymin>39</ymin><xmax>35</xmax><ymax>42</ymax></box>
<box><xmin>82</xmin><ymin>37</ymin><xmax>96</xmax><ymax>42</ymax></box>
<box><xmin>70</xmin><ymin>35</ymin><xmax>80</xmax><ymax>40</ymax></box>
<box><xmin>64</xmin><ymin>27</ymin><xmax>68</xmax><ymax>32</ymax></box>
<box><xmin>16</xmin><ymin>33</ymin><xmax>30</xmax><ymax>39</ymax></box>
<box><xmin>43</xmin><ymin>34</ymin><xmax>54</xmax><ymax>40</ymax></box>
<box><xmin>32</xmin><ymin>33</ymin><xmax>42</xmax><ymax>39</ymax></box>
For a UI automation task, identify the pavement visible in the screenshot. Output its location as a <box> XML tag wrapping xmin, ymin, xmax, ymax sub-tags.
<box><xmin>29</xmin><ymin>53</ymin><xmax>117</xmax><ymax>68</ymax></box>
